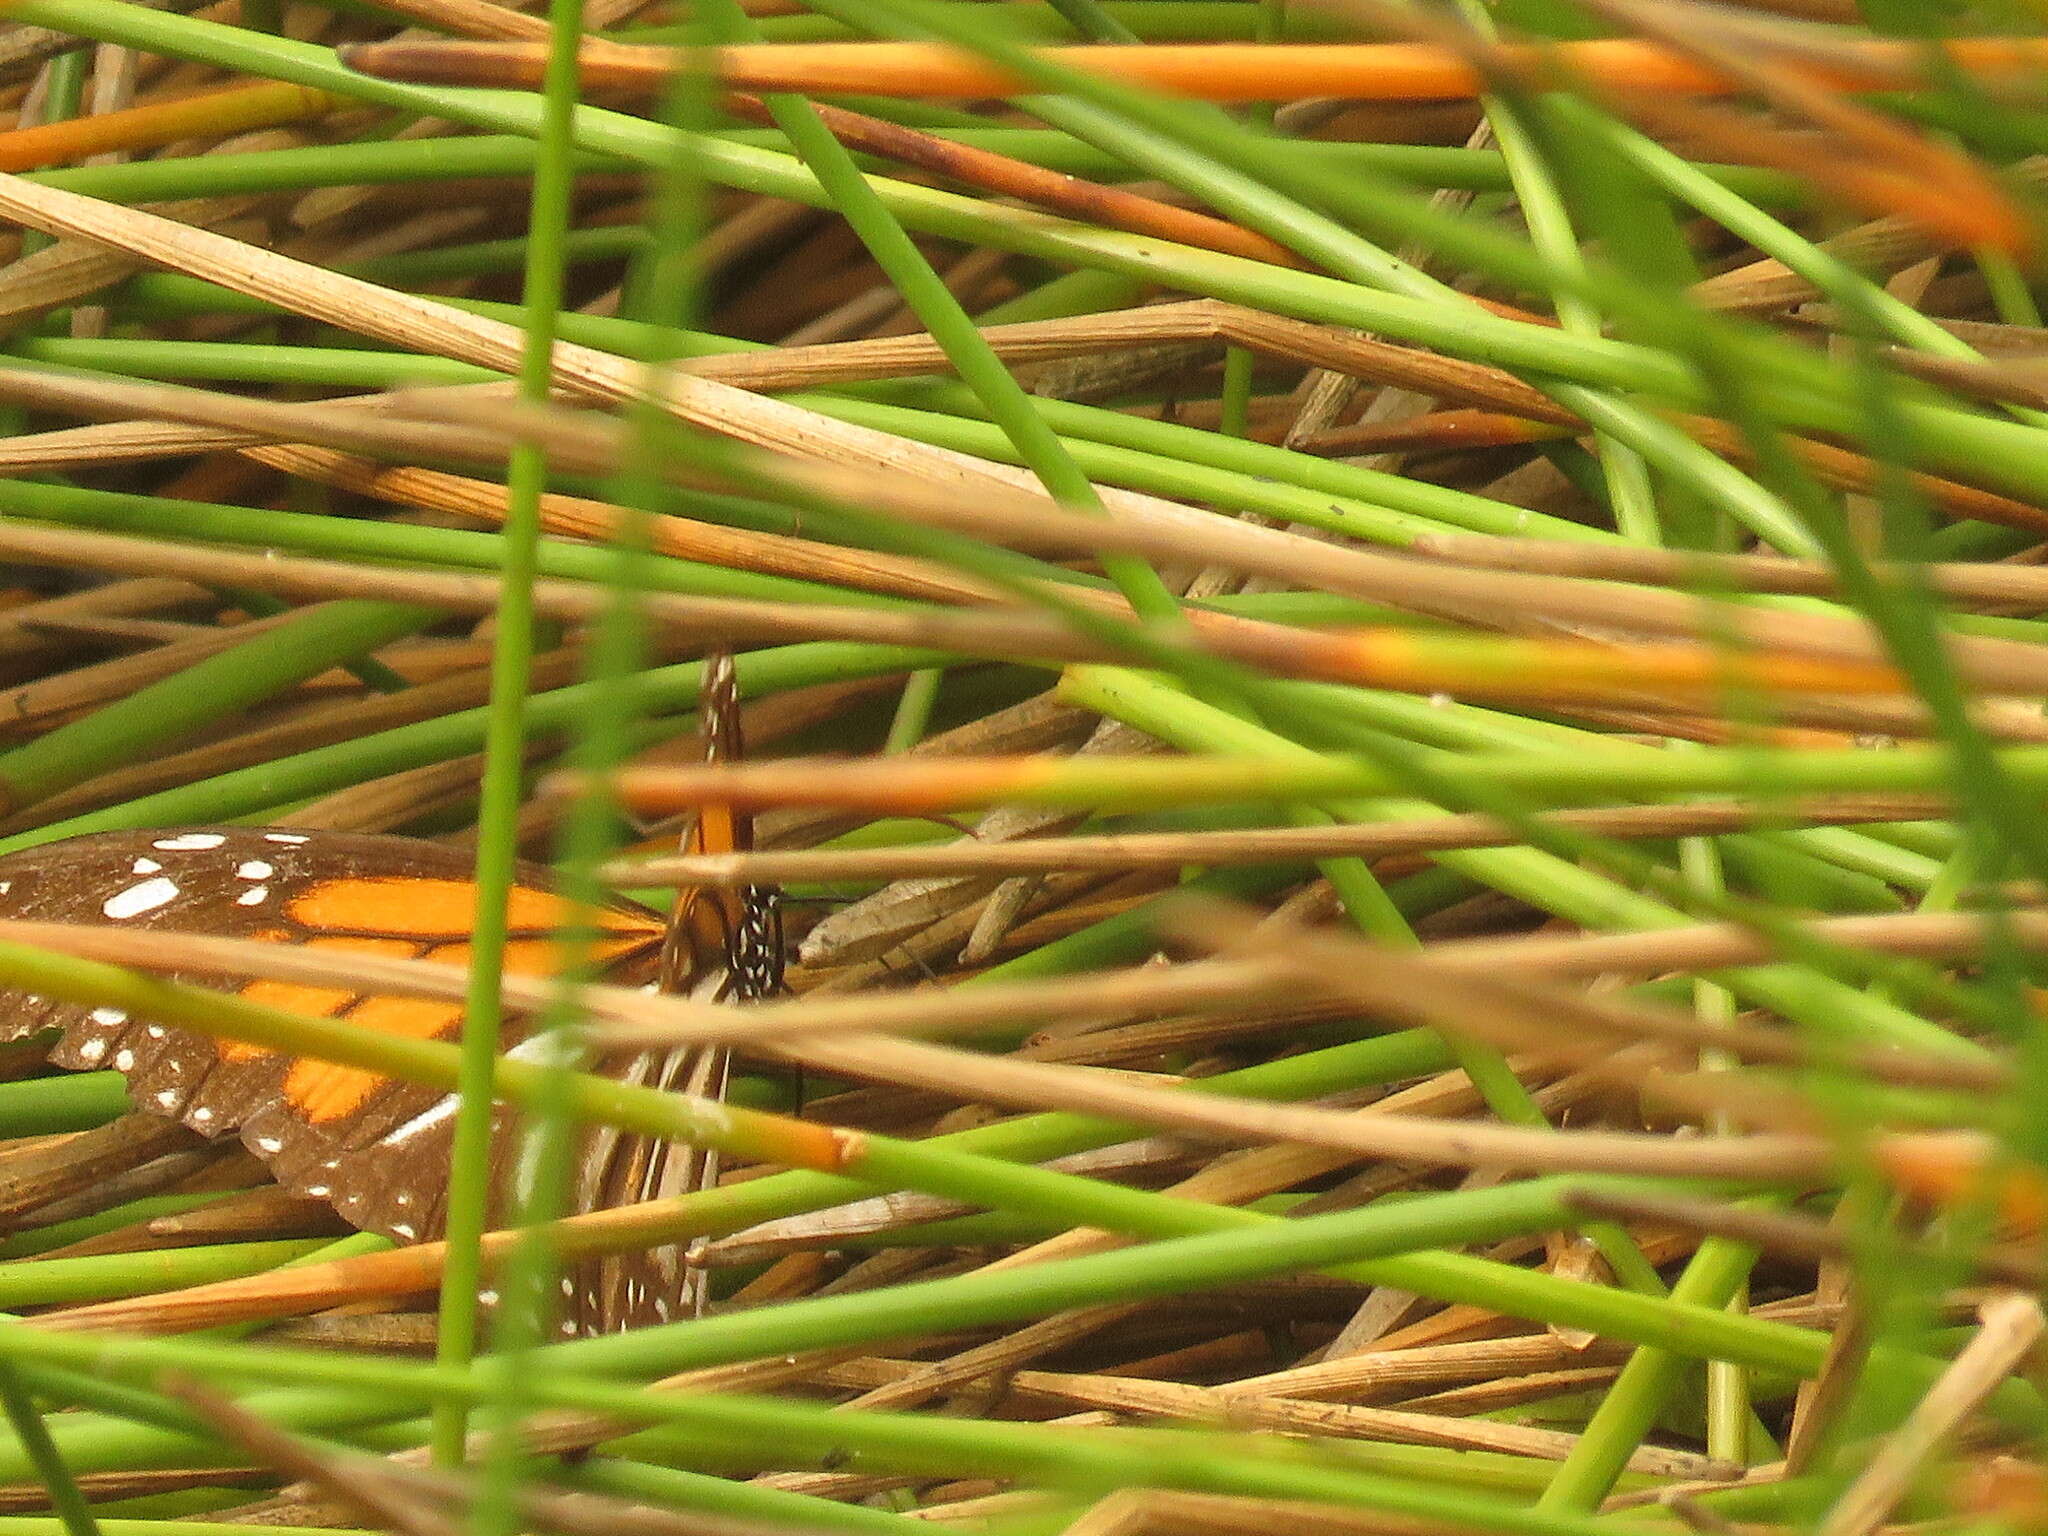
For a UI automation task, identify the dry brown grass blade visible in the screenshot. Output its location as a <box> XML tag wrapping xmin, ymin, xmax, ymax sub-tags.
<box><xmin>781</xmin><ymin>1031</ymin><xmax>1827</xmax><ymax>1179</ymax></box>
<box><xmin>0</xmin><ymin>577</ymin><xmax>207</xmax><ymax>660</ymax></box>
<box><xmin>0</xmin><ymin>914</ymin><xmax>1406</xmax><ymax>1062</ymax></box>
<box><xmin>1559</xmin><ymin>1185</ymin><xmax>2042</xmax><ymax>1290</ymax></box>
<box><xmin>1695</xmin><ymin>155</ymin><xmax>2048</xmax><ymax>312</ymax></box>
<box><xmin>237</xmin><ymin>445</ymin><xmax>985</xmax><ymax>605</ymax></box>
<box><xmin>922</xmin><ymin>1364</ymin><xmax>1737</xmax><ymax>1475</ymax></box>
<box><xmin>0</xmin><ymin>917</ymin><xmax>1826</xmax><ymax>1177</ymax></box>
<box><xmin>0</xmin><ymin>649</ymin><xmax>586</xmax><ymax>834</ymax></box>
<box><xmin>164</xmin><ymin>1379</ymin><xmax>463</xmax><ymax>1536</ymax></box>
<box><xmin>1</xmin><ymin>294</ymin><xmax>2035</xmax><ymax>533</ymax></box>
<box><xmin>606</xmin><ymin>792</ymin><xmax>1946</xmax><ymax>885</ymax></box>
<box><xmin>0</xmin><ymin>606</ymin><xmax>296</xmax><ymax>739</ymax></box>
<box><xmin>0</xmin><ymin>515</ymin><xmax>1085</xmax><ymax>667</ymax></box>
<box><xmin>1157</xmin><ymin>897</ymin><xmax>2003</xmax><ymax>1095</ymax></box>
<box><xmin>1409</xmin><ymin>533</ymin><xmax>2048</xmax><ymax>609</ymax></box>
<box><xmin>1055</xmin><ymin>1488</ymin><xmax>1489</xmax><ymax>1536</ymax></box>
<box><xmin>0</xmin><ymin>516</ymin><xmax>1921</xmax><ymax>715</ymax></box>
<box><xmin>0</xmin><ymin>1112</ymin><xmax>196</xmax><ymax>1225</ymax></box>
<box><xmin>0</xmin><ymin>173</ymin><xmax>1209</xmax><ymax>535</ymax></box>
<box><xmin>592</xmin><ymin>751</ymin><xmax>1792</xmax><ymax>821</ymax></box>
<box><xmin>1817</xmin><ymin>1294</ymin><xmax>2045</xmax><ymax>1536</ymax></box>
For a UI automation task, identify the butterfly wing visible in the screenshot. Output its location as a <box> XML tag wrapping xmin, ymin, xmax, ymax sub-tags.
<box><xmin>572</xmin><ymin>651</ymin><xmax>787</xmax><ymax>1332</ymax></box>
<box><xmin>0</xmin><ymin>826</ymin><xmax>670</xmax><ymax>1247</ymax></box>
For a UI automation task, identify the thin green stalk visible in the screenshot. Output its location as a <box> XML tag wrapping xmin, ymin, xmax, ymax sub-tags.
<box><xmin>15</xmin><ymin>338</ymin><xmax>493</xmax><ymax>386</ymax></box>
<box><xmin>1062</xmin><ymin>666</ymin><xmax>1982</xmax><ymax>1061</ymax></box>
<box><xmin>702</xmin><ymin>0</ymin><xmax>1179</xmax><ymax>624</ymax></box>
<box><xmin>0</xmin><ymin>1190</ymin><xmax>224</xmax><ymax>1261</ymax></box>
<box><xmin>16</xmin><ymin>45</ymin><xmax>87</xmax><ymax>260</ymax></box>
<box><xmin>471</xmin><ymin>16</ymin><xmax>730</xmax><ymax>1530</ymax></box>
<box><xmin>1538</xmin><ymin>1229</ymin><xmax>1770</xmax><ymax>1512</ymax></box>
<box><xmin>354</xmin><ymin>224</ymin><xmax>649</xmax><ymax>283</ymax></box>
<box><xmin>0</xmin><ymin>1072</ymin><xmax>127</xmax><ymax>1137</ymax></box>
<box><xmin>0</xmin><ymin>1174</ymin><xmax>1854</xmax><ymax>1434</ymax></box>
<box><xmin>883</xmin><ymin>668</ymin><xmax>944</xmax><ymax>753</ymax></box>
<box><xmin>1217</xmin><ymin>343</ymin><xmax>1254</xmax><ymax>440</ymax></box>
<box><xmin>1040</xmin><ymin>0</ymin><xmax>1138</xmax><ymax>42</ymax></box>
<box><xmin>432</xmin><ymin>0</ymin><xmax>595</xmax><ymax>1477</ymax></box>
<box><xmin>217</xmin><ymin>587</ymin><xmax>409</xmax><ymax>693</ymax></box>
<box><xmin>0</xmin><ymin>1241</ymin><xmax>329</xmax><ymax>1308</ymax></box>
<box><xmin>1576</xmin><ymin>102</ymin><xmax>2048</xmax><ymax>435</ymax></box>
<box><xmin>0</xmin><ymin>1313</ymin><xmax>1684</xmax><ymax>1536</ymax></box>
<box><xmin>1978</xmin><ymin>246</ymin><xmax>2043</xmax><ymax>327</ymax></box>
<box><xmin>0</xmin><ymin>1359</ymin><xmax>97</xmax><ymax>1536</ymax></box>
<box><xmin>0</xmin><ymin>601</ymin><xmax>431</xmax><ymax>814</ymax></box>
<box><xmin>802</xmin><ymin>0</ymin><xmax>1818</xmax><ymax>552</ymax></box>
<box><xmin>1457</xmin><ymin>32</ymin><xmax>1661</xmax><ymax>546</ymax></box>
<box><xmin>560</xmin><ymin>1459</ymin><xmax>924</xmax><ymax>1536</ymax></box>
<box><xmin>28</xmin><ymin>133</ymin><xmax>1802</xmax><ymax>210</ymax></box>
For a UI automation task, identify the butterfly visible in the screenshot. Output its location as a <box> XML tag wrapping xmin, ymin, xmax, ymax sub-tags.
<box><xmin>0</xmin><ymin>654</ymin><xmax>782</xmax><ymax>1333</ymax></box>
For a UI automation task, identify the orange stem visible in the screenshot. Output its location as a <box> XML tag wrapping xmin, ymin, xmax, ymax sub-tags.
<box><xmin>339</xmin><ymin>36</ymin><xmax>2048</xmax><ymax>105</ymax></box>
<box><xmin>726</xmin><ymin>92</ymin><xmax>1306</xmax><ymax>269</ymax></box>
<box><xmin>0</xmin><ymin>82</ymin><xmax>342</xmax><ymax>172</ymax></box>
<box><xmin>1874</xmin><ymin>1132</ymin><xmax>2048</xmax><ymax>1234</ymax></box>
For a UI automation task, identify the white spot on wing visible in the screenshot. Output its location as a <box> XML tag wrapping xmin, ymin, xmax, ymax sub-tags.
<box><xmin>89</xmin><ymin>1008</ymin><xmax>126</xmax><ymax>1026</ymax></box>
<box><xmin>77</xmin><ymin>1039</ymin><xmax>105</xmax><ymax>1062</ymax></box>
<box><xmin>130</xmin><ymin>858</ymin><xmax>160</xmax><ymax>875</ymax></box>
<box><xmin>190</xmin><ymin>1107</ymin><xmax>211</xmax><ymax>1123</ymax></box>
<box><xmin>378</xmin><ymin>1095</ymin><xmax>458</xmax><ymax>1147</ymax></box>
<box><xmin>104</xmin><ymin>878</ymin><xmax>178</xmax><ymax>919</ymax></box>
<box><xmin>146</xmin><ymin>1026</ymin><xmax>163</xmax><ymax>1040</ymax></box>
<box><xmin>153</xmin><ymin>833</ymin><xmax>224</xmax><ymax>851</ymax></box>
<box><xmin>155</xmin><ymin>1091</ymin><xmax>176</xmax><ymax>1108</ymax></box>
<box><xmin>304</xmin><ymin>1184</ymin><xmax>329</xmax><ymax>1198</ymax></box>
<box><xmin>113</xmin><ymin>1050</ymin><xmax>133</xmax><ymax>1071</ymax></box>
<box><xmin>236</xmin><ymin>861</ymin><xmax>272</xmax><ymax>881</ymax></box>
<box><xmin>236</xmin><ymin>886</ymin><xmax>268</xmax><ymax>906</ymax></box>
<box><xmin>263</xmin><ymin>833</ymin><xmax>309</xmax><ymax>845</ymax></box>
<box><xmin>255</xmin><ymin>1136</ymin><xmax>282</xmax><ymax>1154</ymax></box>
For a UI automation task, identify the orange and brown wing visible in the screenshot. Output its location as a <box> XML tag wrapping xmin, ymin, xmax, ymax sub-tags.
<box><xmin>0</xmin><ymin>826</ymin><xmax>667</xmax><ymax>1244</ymax></box>
<box><xmin>575</xmin><ymin>651</ymin><xmax>785</xmax><ymax>1331</ymax></box>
